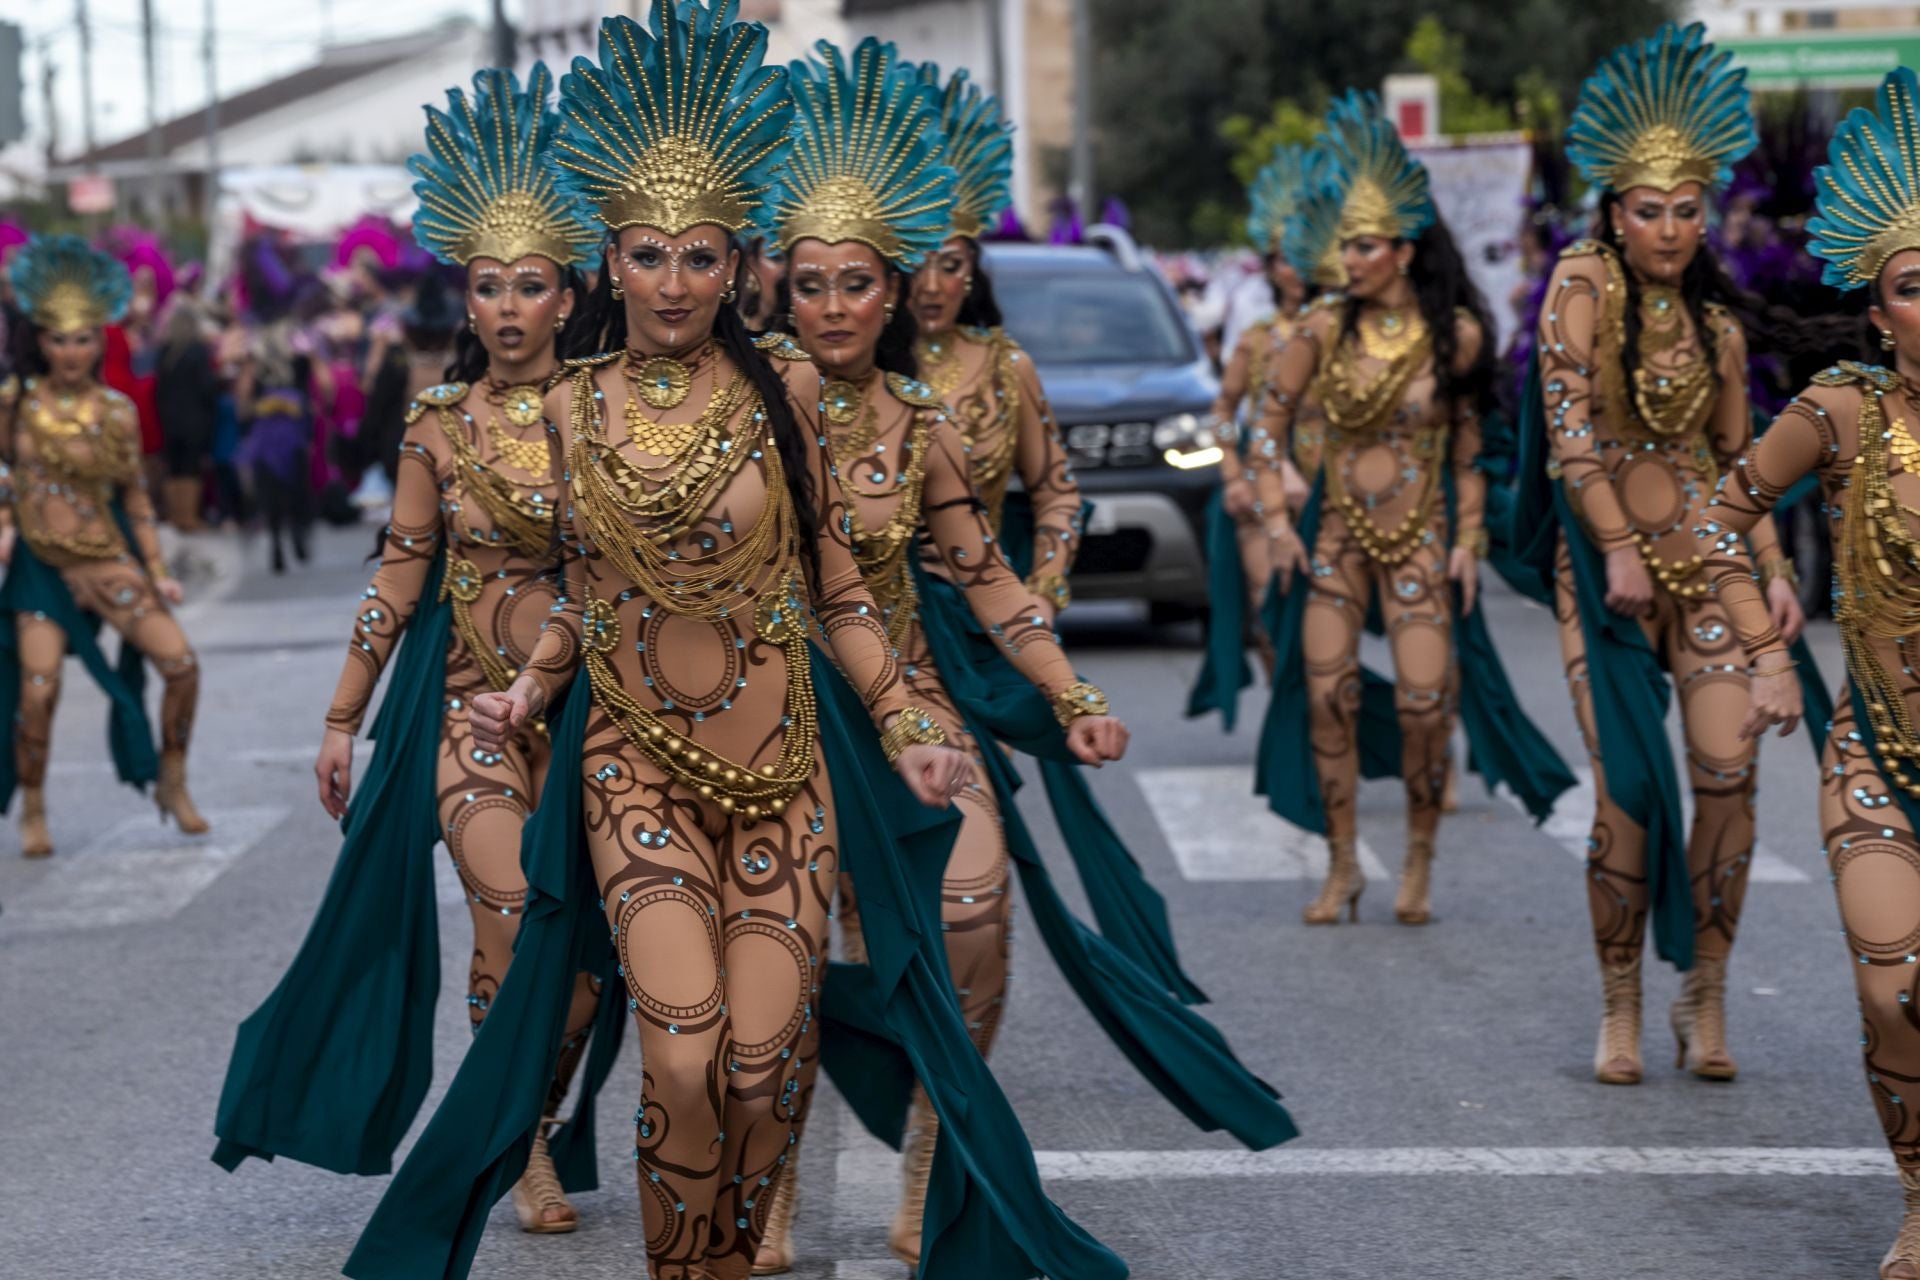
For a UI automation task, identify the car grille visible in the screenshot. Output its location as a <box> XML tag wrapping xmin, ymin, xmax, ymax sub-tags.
<box><xmin>1066</xmin><ymin>422</ymin><xmax>1157</xmax><ymax>468</ymax></box>
<box><xmin>1077</xmin><ymin>527</ymin><xmax>1153</xmax><ymax>574</ymax></box>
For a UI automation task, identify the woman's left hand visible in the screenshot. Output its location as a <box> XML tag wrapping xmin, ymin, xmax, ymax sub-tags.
<box><xmin>1765</xmin><ymin>577</ymin><xmax>1806</xmax><ymax>647</ymax></box>
<box><xmin>1066</xmin><ymin>715</ymin><xmax>1129</xmax><ymax>766</ymax></box>
<box><xmin>897</xmin><ymin>742</ymin><xmax>971</xmax><ymax>809</ymax></box>
<box><xmin>1739</xmin><ymin>668</ymin><xmax>1802</xmax><ymax>741</ymax></box>
<box><xmin>156</xmin><ymin>576</ymin><xmax>185</xmax><ymax>606</ymax></box>
<box><xmin>1448</xmin><ymin>545</ymin><xmax>1480</xmax><ymax>617</ymax></box>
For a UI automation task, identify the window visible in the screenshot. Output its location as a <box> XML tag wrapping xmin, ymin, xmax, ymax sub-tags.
<box><xmin>992</xmin><ymin>268</ymin><xmax>1195</xmax><ymax>365</ymax></box>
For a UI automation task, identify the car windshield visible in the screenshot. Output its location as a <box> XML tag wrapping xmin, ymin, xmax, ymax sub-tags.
<box><xmin>992</xmin><ymin>268</ymin><xmax>1193</xmax><ymax>365</ymax></box>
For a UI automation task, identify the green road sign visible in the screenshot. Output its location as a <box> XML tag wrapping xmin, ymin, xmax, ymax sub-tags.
<box><xmin>1721</xmin><ymin>30</ymin><xmax>1920</xmax><ymax>90</ymax></box>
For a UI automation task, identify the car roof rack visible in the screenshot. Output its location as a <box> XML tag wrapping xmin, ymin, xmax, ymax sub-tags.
<box><xmin>1084</xmin><ymin>223</ymin><xmax>1142</xmax><ymax>272</ymax></box>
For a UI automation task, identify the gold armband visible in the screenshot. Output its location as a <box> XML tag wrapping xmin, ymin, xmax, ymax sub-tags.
<box><xmin>1757</xmin><ymin>557</ymin><xmax>1800</xmax><ymax>590</ymax></box>
<box><xmin>1027</xmin><ymin>572</ymin><xmax>1072</xmax><ymax>613</ymax></box>
<box><xmin>881</xmin><ymin>707</ymin><xmax>948</xmax><ymax>765</ymax></box>
<box><xmin>1459</xmin><ymin>527</ymin><xmax>1490</xmax><ymax>560</ymax></box>
<box><xmin>1051</xmin><ymin>680</ymin><xmax>1111</xmax><ymax>730</ymax></box>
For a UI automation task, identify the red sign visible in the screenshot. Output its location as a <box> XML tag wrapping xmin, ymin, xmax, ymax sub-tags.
<box><xmin>68</xmin><ymin>174</ymin><xmax>115</xmax><ymax>215</ymax></box>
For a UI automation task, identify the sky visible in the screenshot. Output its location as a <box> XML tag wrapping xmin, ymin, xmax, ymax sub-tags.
<box><xmin>0</xmin><ymin>0</ymin><xmax>486</xmax><ymax>159</ymax></box>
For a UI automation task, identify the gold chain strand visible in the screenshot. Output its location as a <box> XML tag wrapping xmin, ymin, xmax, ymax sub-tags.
<box><xmin>16</xmin><ymin>379</ymin><xmax>139</xmax><ymax>561</ymax></box>
<box><xmin>842</xmin><ymin>404</ymin><xmax>931</xmax><ymax>647</ymax></box>
<box><xmin>480</xmin><ymin>380</ymin><xmax>552</xmax><ymax>479</ymax></box>
<box><xmin>1314</xmin><ymin>318</ymin><xmax>1443</xmax><ymax>565</ymax></box>
<box><xmin>436</xmin><ymin>405</ymin><xmax>556</xmax><ymax>559</ymax></box>
<box><xmin>1596</xmin><ymin>248</ymin><xmax>1718</xmax><ymax>443</ymax></box>
<box><xmin>823</xmin><ymin>377</ymin><xmax>883</xmax><ymax>457</ymax></box>
<box><xmin>919</xmin><ymin>334</ymin><xmax>965</xmax><ymax>400</ymax></box>
<box><xmin>440</xmin><ymin>548</ymin><xmax>547</xmax><ymax>736</ymax></box>
<box><xmin>622</xmin><ymin>346</ymin><xmax>727</xmax><ymax>457</ymax></box>
<box><xmin>1358</xmin><ymin>308</ymin><xmax>1424</xmax><ymax>363</ymax></box>
<box><xmin>921</xmin><ymin>330</ymin><xmax>1022</xmax><ymax>530</ymax></box>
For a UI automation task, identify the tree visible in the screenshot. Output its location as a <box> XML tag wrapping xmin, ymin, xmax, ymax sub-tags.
<box><xmin>1091</xmin><ymin>0</ymin><xmax>1677</xmax><ymax>243</ymax></box>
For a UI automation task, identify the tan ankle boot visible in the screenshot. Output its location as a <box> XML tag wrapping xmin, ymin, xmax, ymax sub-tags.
<box><xmin>1303</xmin><ymin>837</ymin><xmax>1365</xmax><ymax>924</ymax></box>
<box><xmin>1671</xmin><ymin>954</ymin><xmax>1737</xmax><ymax>1081</ymax></box>
<box><xmin>1883</xmin><ymin>1167</ymin><xmax>1920</xmax><ymax>1279</ymax></box>
<box><xmin>1594</xmin><ymin>956</ymin><xmax>1644</xmax><ymax>1085</ymax></box>
<box><xmin>510</xmin><ymin>1119</ymin><xmax>578</xmax><ymax>1234</ymax></box>
<box><xmin>887</xmin><ymin>1091</ymin><xmax>938</xmax><ymax>1267</ymax></box>
<box><xmin>751</xmin><ymin>1164</ymin><xmax>798</xmax><ymax>1275</ymax></box>
<box><xmin>165</xmin><ymin>478</ymin><xmax>203</xmax><ymax>532</ymax></box>
<box><xmin>1395</xmin><ymin>835</ymin><xmax>1435</xmax><ymax>925</ymax></box>
<box><xmin>18</xmin><ymin>786</ymin><xmax>51</xmax><ymax>858</ymax></box>
<box><xmin>155</xmin><ymin>752</ymin><xmax>210</xmax><ymax>835</ymax></box>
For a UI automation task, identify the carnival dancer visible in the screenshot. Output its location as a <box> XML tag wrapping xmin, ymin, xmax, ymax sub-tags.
<box><xmin>1250</xmin><ymin>93</ymin><xmax>1571</xmax><ymax>928</ymax></box>
<box><xmin>344</xmin><ymin>9</ymin><xmax>1128</xmax><ymax>1280</ymax></box>
<box><xmin>0</xmin><ymin>235</ymin><xmax>206</xmax><ymax>856</ymax></box>
<box><xmin>748</xmin><ymin>40</ymin><xmax>1296</xmax><ymax>1273</ymax></box>
<box><xmin>909</xmin><ymin>64</ymin><xmax>1079</xmax><ymax>618</ymax></box>
<box><xmin>1507</xmin><ymin>23</ymin><xmax>1815</xmax><ymax>1087</ymax></box>
<box><xmin>1693</xmin><ymin>66</ymin><xmax>1920</xmax><ymax>1278</ymax></box>
<box><xmin>213</xmin><ymin>66</ymin><xmax>610</xmax><ymax>1234</ymax></box>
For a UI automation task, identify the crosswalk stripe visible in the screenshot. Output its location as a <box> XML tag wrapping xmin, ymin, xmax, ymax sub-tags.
<box><xmin>1134</xmin><ymin>765</ymin><xmax>1389</xmax><ymax>881</ymax></box>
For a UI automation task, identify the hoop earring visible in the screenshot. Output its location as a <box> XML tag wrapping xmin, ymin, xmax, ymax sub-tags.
<box><xmin>1885</xmin><ymin>329</ymin><xmax>1898</xmax><ymax>351</ymax></box>
<box><xmin>884</xmin><ymin>302</ymin><xmax>896</xmax><ymax>320</ymax></box>
<box><xmin>555</xmin><ymin>316</ymin><xmax>567</xmax><ymax>332</ymax></box>
<box><xmin>466</xmin><ymin>314</ymin><xmax>477</xmax><ymax>332</ymax></box>
<box><xmin>610</xmin><ymin>276</ymin><xmax>624</xmax><ymax>299</ymax></box>
<box><xmin>722</xmin><ymin>283</ymin><xmax>738</xmax><ymax>304</ymax></box>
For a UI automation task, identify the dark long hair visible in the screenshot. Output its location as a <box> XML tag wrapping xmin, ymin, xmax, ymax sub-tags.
<box><xmin>1594</xmin><ymin>191</ymin><xmax>1863</xmax><ymax>398</ymax></box>
<box><xmin>955</xmin><ymin>236</ymin><xmax>1003</xmax><ymax>329</ymax></box>
<box><xmin>444</xmin><ymin>265</ymin><xmax>598</xmax><ymax>385</ymax></box>
<box><xmin>582</xmin><ymin>241</ymin><xmax>824</xmax><ymax>587</ymax></box>
<box><xmin>7</xmin><ymin>315</ymin><xmax>52</xmax><ymax>379</ymax></box>
<box><xmin>768</xmin><ymin>264</ymin><xmax>922</xmax><ymax>380</ymax></box>
<box><xmin>1341</xmin><ymin>215</ymin><xmax>1496</xmax><ymax>418</ymax></box>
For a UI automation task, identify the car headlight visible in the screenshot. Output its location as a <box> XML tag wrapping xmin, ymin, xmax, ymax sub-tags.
<box><xmin>1152</xmin><ymin>412</ymin><xmax>1202</xmax><ymax>449</ymax></box>
<box><xmin>1155</xmin><ymin>411</ymin><xmax>1222</xmax><ymax>469</ymax></box>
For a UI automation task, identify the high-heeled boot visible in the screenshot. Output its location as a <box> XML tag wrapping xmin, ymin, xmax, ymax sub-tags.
<box><xmin>165</xmin><ymin>477</ymin><xmax>203</xmax><ymax>532</ymax></box>
<box><xmin>155</xmin><ymin>751</ymin><xmax>211</xmax><ymax>835</ymax></box>
<box><xmin>1594</xmin><ymin>956</ymin><xmax>1644</xmax><ymax>1085</ymax></box>
<box><xmin>887</xmin><ymin>1090</ymin><xmax>938</xmax><ymax>1267</ymax></box>
<box><xmin>510</xmin><ymin>1118</ymin><xmax>578</xmax><ymax>1234</ymax></box>
<box><xmin>1303</xmin><ymin>836</ymin><xmax>1365</xmax><ymax>924</ymax></box>
<box><xmin>18</xmin><ymin>786</ymin><xmax>51</xmax><ymax>858</ymax></box>
<box><xmin>1395</xmin><ymin>834</ymin><xmax>1435</xmax><ymax>925</ymax></box>
<box><xmin>751</xmin><ymin>1164</ymin><xmax>798</xmax><ymax>1274</ymax></box>
<box><xmin>1670</xmin><ymin>953</ymin><xmax>1737</xmax><ymax>1081</ymax></box>
<box><xmin>1882</xmin><ymin>1166</ymin><xmax>1920</xmax><ymax>1279</ymax></box>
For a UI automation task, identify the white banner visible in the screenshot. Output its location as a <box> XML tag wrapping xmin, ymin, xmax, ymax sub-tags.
<box><xmin>1411</xmin><ymin>139</ymin><xmax>1533</xmax><ymax>348</ymax></box>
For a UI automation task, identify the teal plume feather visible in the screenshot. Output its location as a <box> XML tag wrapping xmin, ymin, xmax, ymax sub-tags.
<box><xmin>1319</xmin><ymin>90</ymin><xmax>1435</xmax><ymax>241</ymax></box>
<box><xmin>1566</xmin><ymin>21</ymin><xmax>1756</xmax><ymax>194</ymax></box>
<box><xmin>1809</xmin><ymin>66</ymin><xmax>1920</xmax><ymax>290</ymax></box>
<box><xmin>9</xmin><ymin>235</ymin><xmax>132</xmax><ymax>330</ymax></box>
<box><xmin>915</xmin><ymin>62</ymin><xmax>1013</xmax><ymax>238</ymax></box>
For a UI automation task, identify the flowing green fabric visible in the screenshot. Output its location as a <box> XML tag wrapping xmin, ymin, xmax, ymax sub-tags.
<box><xmin>347</xmin><ymin>648</ymin><xmax>1125</xmax><ymax>1280</ymax></box>
<box><xmin>910</xmin><ymin>566</ymin><xmax>1296</xmax><ymax>1147</ymax></box>
<box><xmin>915</xmin><ymin>566</ymin><xmax>1206</xmax><ymax>1003</ymax></box>
<box><xmin>0</xmin><ymin>514</ymin><xmax>157</xmax><ymax>809</ymax></box>
<box><xmin>212</xmin><ymin>559</ymin><xmax>452</xmax><ymax>1176</ymax></box>
<box><xmin>1185</xmin><ymin>490</ymin><xmax>1256</xmax><ymax>729</ymax></box>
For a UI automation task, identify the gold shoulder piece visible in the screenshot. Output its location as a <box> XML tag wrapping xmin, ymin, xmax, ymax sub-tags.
<box><xmin>1560</xmin><ymin>238</ymin><xmax>1610</xmax><ymax>261</ymax></box>
<box><xmin>885</xmin><ymin>372</ymin><xmax>941</xmax><ymax>408</ymax></box>
<box><xmin>1303</xmin><ymin>292</ymin><xmax>1347</xmax><ymax>315</ymax></box>
<box><xmin>405</xmin><ymin>381</ymin><xmax>469</xmax><ymax>426</ymax></box>
<box><xmin>1813</xmin><ymin>361</ymin><xmax>1899</xmax><ymax>391</ymax></box>
<box><xmin>754</xmin><ymin>331</ymin><xmax>813</xmax><ymax>362</ymax></box>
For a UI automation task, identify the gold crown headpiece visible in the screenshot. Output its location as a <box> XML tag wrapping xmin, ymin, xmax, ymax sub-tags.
<box><xmin>8</xmin><ymin>235</ymin><xmax>131</xmax><ymax>335</ymax></box>
<box><xmin>1567</xmin><ymin>22</ymin><xmax>1757</xmax><ymax>195</ymax></box>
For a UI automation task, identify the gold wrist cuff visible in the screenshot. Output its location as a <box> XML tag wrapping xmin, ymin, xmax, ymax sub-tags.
<box><xmin>882</xmin><ymin>707</ymin><xmax>948</xmax><ymax>765</ymax></box>
<box><xmin>1459</xmin><ymin>527</ymin><xmax>1490</xmax><ymax>559</ymax></box>
<box><xmin>147</xmin><ymin>558</ymin><xmax>170</xmax><ymax>581</ymax></box>
<box><xmin>1052</xmin><ymin>680</ymin><xmax>1111</xmax><ymax>730</ymax></box>
<box><xmin>1027</xmin><ymin>572</ymin><xmax>1072</xmax><ymax>613</ymax></box>
<box><xmin>1749</xmin><ymin>661</ymin><xmax>1797</xmax><ymax>679</ymax></box>
<box><xmin>1757</xmin><ymin>557</ymin><xmax>1800</xmax><ymax>590</ymax></box>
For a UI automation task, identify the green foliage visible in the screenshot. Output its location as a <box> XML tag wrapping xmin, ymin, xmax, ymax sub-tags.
<box><xmin>1404</xmin><ymin>15</ymin><xmax>1515</xmax><ymax>135</ymax></box>
<box><xmin>1091</xmin><ymin>0</ymin><xmax>1678</xmax><ymax>244</ymax></box>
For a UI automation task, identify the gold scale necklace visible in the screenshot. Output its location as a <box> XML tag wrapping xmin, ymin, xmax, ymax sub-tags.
<box><xmin>571</xmin><ymin>349</ymin><xmax>815</xmax><ymax>819</ymax></box>
<box><xmin>17</xmin><ymin>378</ymin><xmax>140</xmax><ymax>561</ymax></box>
<box><xmin>1315</xmin><ymin>306</ymin><xmax>1444</xmax><ymax>566</ymax></box>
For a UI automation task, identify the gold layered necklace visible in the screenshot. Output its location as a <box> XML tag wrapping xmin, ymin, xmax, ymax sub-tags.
<box><xmin>918</xmin><ymin>333</ymin><xmax>965</xmax><ymax>400</ymax></box>
<box><xmin>823</xmin><ymin>375</ymin><xmax>883</xmax><ymax>458</ymax></box>
<box><xmin>839</xmin><ymin>381</ymin><xmax>931</xmax><ymax>646</ymax></box>
<box><xmin>622</xmin><ymin>345</ymin><xmax>720</xmax><ymax>458</ymax></box>
<box><xmin>1315</xmin><ymin>310</ymin><xmax>1444</xmax><ymax>566</ymax></box>
<box><xmin>1597</xmin><ymin>249</ymin><xmax>1717</xmax><ymax>443</ymax></box>
<box><xmin>481</xmin><ymin>380</ymin><xmax>552</xmax><ymax>480</ymax></box>
<box><xmin>1832</xmin><ymin>366</ymin><xmax>1920</xmax><ymax>798</ymax></box>
<box><xmin>16</xmin><ymin>378</ymin><xmax>138</xmax><ymax>561</ymax></box>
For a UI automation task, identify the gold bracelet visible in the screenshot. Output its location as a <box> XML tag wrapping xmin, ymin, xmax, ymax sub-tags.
<box><xmin>1027</xmin><ymin>572</ymin><xmax>1072</xmax><ymax>613</ymax></box>
<box><xmin>1757</xmin><ymin>557</ymin><xmax>1801</xmax><ymax>590</ymax></box>
<box><xmin>147</xmin><ymin>558</ymin><xmax>170</xmax><ymax>581</ymax></box>
<box><xmin>1459</xmin><ymin>527</ymin><xmax>1490</xmax><ymax>560</ymax></box>
<box><xmin>881</xmin><ymin>707</ymin><xmax>948</xmax><ymax>766</ymax></box>
<box><xmin>1749</xmin><ymin>662</ymin><xmax>1797</xmax><ymax>678</ymax></box>
<box><xmin>1052</xmin><ymin>680</ymin><xmax>1111</xmax><ymax>730</ymax></box>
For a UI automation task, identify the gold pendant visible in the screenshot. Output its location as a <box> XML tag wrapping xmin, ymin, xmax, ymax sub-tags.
<box><xmin>499</xmin><ymin>383</ymin><xmax>544</xmax><ymax>427</ymax></box>
<box><xmin>822</xmin><ymin>379</ymin><xmax>864</xmax><ymax>427</ymax></box>
<box><xmin>1359</xmin><ymin>309</ymin><xmax>1426</xmax><ymax>364</ymax></box>
<box><xmin>447</xmin><ymin>556</ymin><xmax>485</xmax><ymax>604</ymax></box>
<box><xmin>632</xmin><ymin>357</ymin><xmax>692</xmax><ymax>410</ymax></box>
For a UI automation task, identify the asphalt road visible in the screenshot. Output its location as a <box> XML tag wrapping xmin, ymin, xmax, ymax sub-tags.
<box><xmin>0</xmin><ymin>522</ymin><xmax>1898</xmax><ymax>1279</ymax></box>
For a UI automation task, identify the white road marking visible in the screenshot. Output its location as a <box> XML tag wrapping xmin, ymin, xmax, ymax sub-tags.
<box><xmin>0</xmin><ymin>805</ymin><xmax>287</xmax><ymax>934</ymax></box>
<box><xmin>1134</xmin><ymin>765</ymin><xmax>1388</xmax><ymax>881</ymax></box>
<box><xmin>1505</xmin><ymin>767</ymin><xmax>1812</xmax><ymax>884</ymax></box>
<box><xmin>834</xmin><ymin>1263</ymin><xmax>905</xmax><ymax>1279</ymax></box>
<box><xmin>833</xmin><ymin>1145</ymin><xmax>1894</xmax><ymax>1184</ymax></box>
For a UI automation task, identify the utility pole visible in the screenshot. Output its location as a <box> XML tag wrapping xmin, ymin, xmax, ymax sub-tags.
<box><xmin>983</xmin><ymin>0</ymin><xmax>1005</xmax><ymax>98</ymax></box>
<box><xmin>202</xmin><ymin>0</ymin><xmax>220</xmax><ymax>231</ymax></box>
<box><xmin>39</xmin><ymin>40</ymin><xmax>58</xmax><ymax>169</ymax></box>
<box><xmin>75</xmin><ymin>0</ymin><xmax>95</xmax><ymax>156</ymax></box>
<box><xmin>491</xmin><ymin>0</ymin><xmax>514</xmax><ymax>70</ymax></box>
<box><xmin>142</xmin><ymin>0</ymin><xmax>165</xmax><ymax>219</ymax></box>
<box><xmin>1069</xmin><ymin>0</ymin><xmax>1094</xmax><ymax>219</ymax></box>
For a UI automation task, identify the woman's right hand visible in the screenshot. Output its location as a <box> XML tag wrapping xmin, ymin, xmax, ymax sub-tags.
<box><xmin>470</xmin><ymin>677</ymin><xmax>543</xmax><ymax>756</ymax></box>
<box><xmin>1603</xmin><ymin>544</ymin><xmax>1655</xmax><ymax>617</ymax></box>
<box><xmin>314</xmin><ymin>727</ymin><xmax>354</xmax><ymax>820</ymax></box>
<box><xmin>1266</xmin><ymin>521</ymin><xmax>1310</xmax><ymax>593</ymax></box>
<box><xmin>1221</xmin><ymin>476</ymin><xmax>1257</xmax><ymax>520</ymax></box>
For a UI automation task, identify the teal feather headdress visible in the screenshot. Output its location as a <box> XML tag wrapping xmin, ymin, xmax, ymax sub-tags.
<box><xmin>774</xmin><ymin>38</ymin><xmax>955</xmax><ymax>269</ymax></box>
<box><xmin>1281</xmin><ymin>150</ymin><xmax>1347</xmax><ymax>288</ymax></box>
<box><xmin>915</xmin><ymin>62</ymin><xmax>1013</xmax><ymax>240</ymax></box>
<box><xmin>554</xmin><ymin>0</ymin><xmax>792</xmax><ymax>236</ymax></box>
<box><xmin>1319</xmin><ymin>91</ymin><xmax>1434</xmax><ymax>242</ymax></box>
<box><xmin>1246</xmin><ymin>143</ymin><xmax>1309</xmax><ymax>254</ymax></box>
<box><xmin>9</xmin><ymin>235</ymin><xmax>131</xmax><ymax>334</ymax></box>
<box><xmin>1808</xmin><ymin>67</ymin><xmax>1920</xmax><ymax>291</ymax></box>
<box><xmin>1566</xmin><ymin>21</ymin><xmax>1756</xmax><ymax>195</ymax></box>
<box><xmin>409</xmin><ymin>64</ymin><xmax>598</xmax><ymax>268</ymax></box>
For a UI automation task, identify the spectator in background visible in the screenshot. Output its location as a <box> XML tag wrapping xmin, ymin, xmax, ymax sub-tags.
<box><xmin>153</xmin><ymin>299</ymin><xmax>222</xmax><ymax>532</ymax></box>
<box><xmin>357</xmin><ymin>272</ymin><xmax>460</xmax><ymax>488</ymax></box>
<box><xmin>234</xmin><ymin>325</ymin><xmax>315</xmax><ymax>573</ymax></box>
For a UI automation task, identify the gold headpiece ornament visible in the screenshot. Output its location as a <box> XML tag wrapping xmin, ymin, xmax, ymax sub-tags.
<box><xmin>774</xmin><ymin>38</ymin><xmax>956</xmax><ymax>268</ymax></box>
<box><xmin>409</xmin><ymin>65</ymin><xmax>598</xmax><ymax>268</ymax></box>
<box><xmin>554</xmin><ymin>1</ymin><xmax>792</xmax><ymax>237</ymax></box>
<box><xmin>915</xmin><ymin>63</ymin><xmax>1013</xmax><ymax>241</ymax></box>
<box><xmin>1567</xmin><ymin>22</ymin><xmax>1757</xmax><ymax>195</ymax></box>
<box><xmin>1809</xmin><ymin>67</ymin><xmax>1920</xmax><ymax>291</ymax></box>
<box><xmin>1319</xmin><ymin>91</ymin><xmax>1435</xmax><ymax>243</ymax></box>
<box><xmin>8</xmin><ymin>235</ymin><xmax>132</xmax><ymax>335</ymax></box>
